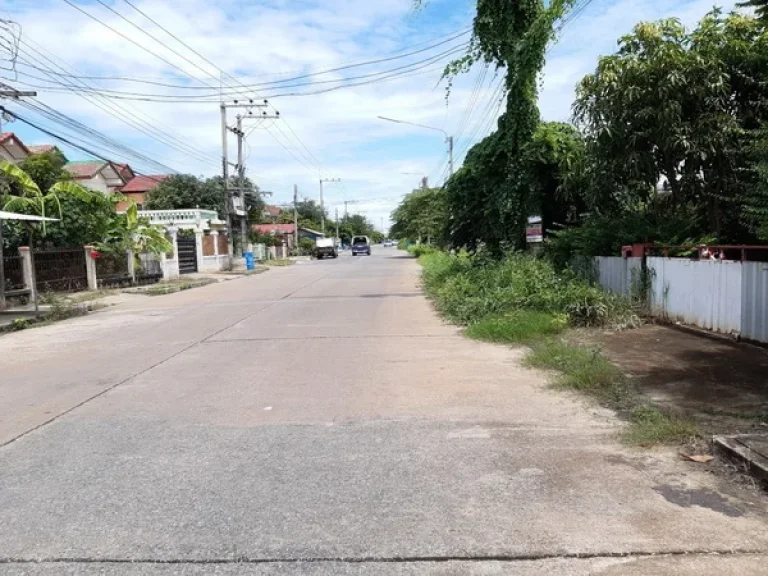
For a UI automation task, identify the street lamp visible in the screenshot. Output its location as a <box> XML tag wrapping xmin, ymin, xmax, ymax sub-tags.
<box><xmin>378</xmin><ymin>116</ymin><xmax>453</xmax><ymax>179</ymax></box>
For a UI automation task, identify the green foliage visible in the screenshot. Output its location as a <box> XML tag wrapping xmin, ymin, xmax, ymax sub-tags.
<box><xmin>407</xmin><ymin>244</ymin><xmax>438</xmax><ymax>258</ymax></box>
<box><xmin>18</xmin><ymin>151</ymin><xmax>68</xmax><ymax>193</ymax></box>
<box><xmin>390</xmin><ymin>187</ymin><xmax>447</xmax><ymax>244</ymax></box>
<box><xmin>466</xmin><ymin>309</ymin><xmax>567</xmax><ymax>344</ymax></box>
<box><xmin>249</xmin><ymin>231</ymin><xmax>282</xmax><ymax>247</ymax></box>
<box><xmin>738</xmin><ymin>0</ymin><xmax>768</xmax><ymax>23</ymax></box>
<box><xmin>95</xmin><ymin>202</ymin><xmax>172</xmax><ymax>256</ymax></box>
<box><xmin>146</xmin><ymin>174</ymin><xmax>264</xmax><ymax>222</ymax></box>
<box><xmin>419</xmin><ymin>250</ymin><xmax>639</xmax><ymax>328</ymax></box>
<box><xmin>397</xmin><ymin>238</ymin><xmax>410</xmax><ymax>250</ymax></box>
<box><xmin>573</xmin><ymin>11</ymin><xmax>768</xmax><ymax>242</ymax></box>
<box><xmin>298</xmin><ymin>237</ymin><xmax>315</xmax><ymax>254</ymax></box>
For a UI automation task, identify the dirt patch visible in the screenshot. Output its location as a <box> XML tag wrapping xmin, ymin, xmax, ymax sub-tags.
<box><xmin>577</xmin><ymin>325</ymin><xmax>768</xmax><ymax>437</ymax></box>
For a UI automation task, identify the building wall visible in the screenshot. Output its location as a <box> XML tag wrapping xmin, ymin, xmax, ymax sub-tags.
<box><xmin>77</xmin><ymin>174</ymin><xmax>111</xmax><ymax>194</ymax></box>
<box><xmin>116</xmin><ymin>192</ymin><xmax>146</xmax><ymax>211</ymax></box>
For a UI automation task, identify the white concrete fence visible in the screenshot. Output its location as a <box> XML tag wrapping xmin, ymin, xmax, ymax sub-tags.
<box><xmin>591</xmin><ymin>256</ymin><xmax>768</xmax><ymax>343</ymax></box>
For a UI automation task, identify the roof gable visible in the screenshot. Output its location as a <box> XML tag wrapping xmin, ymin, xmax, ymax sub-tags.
<box><xmin>120</xmin><ymin>174</ymin><xmax>170</xmax><ymax>193</ymax></box>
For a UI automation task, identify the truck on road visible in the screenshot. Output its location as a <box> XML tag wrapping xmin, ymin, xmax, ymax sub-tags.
<box><xmin>315</xmin><ymin>238</ymin><xmax>338</xmax><ymax>259</ymax></box>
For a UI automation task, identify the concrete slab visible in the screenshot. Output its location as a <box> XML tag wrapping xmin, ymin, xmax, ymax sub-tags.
<box><xmin>715</xmin><ymin>434</ymin><xmax>768</xmax><ymax>484</ymax></box>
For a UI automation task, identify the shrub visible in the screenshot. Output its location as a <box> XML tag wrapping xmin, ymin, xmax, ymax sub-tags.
<box><xmin>419</xmin><ymin>251</ymin><xmax>638</xmax><ymax>328</ymax></box>
<box><xmin>407</xmin><ymin>244</ymin><xmax>438</xmax><ymax>258</ymax></box>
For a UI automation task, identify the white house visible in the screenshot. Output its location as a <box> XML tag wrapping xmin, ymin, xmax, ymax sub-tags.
<box><xmin>63</xmin><ymin>160</ymin><xmax>128</xmax><ymax>194</ymax></box>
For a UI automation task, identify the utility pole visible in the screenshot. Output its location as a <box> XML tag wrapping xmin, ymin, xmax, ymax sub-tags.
<box><xmin>219</xmin><ymin>100</ymin><xmax>279</xmax><ymax>261</ymax></box>
<box><xmin>447</xmin><ymin>135</ymin><xmax>454</xmax><ymax>179</ymax></box>
<box><xmin>343</xmin><ymin>200</ymin><xmax>358</xmax><ymax>218</ymax></box>
<box><xmin>236</xmin><ymin>114</ymin><xmax>247</xmax><ymax>253</ymax></box>
<box><xmin>294</xmin><ymin>184</ymin><xmax>299</xmax><ymax>251</ymax></box>
<box><xmin>319</xmin><ymin>177</ymin><xmax>340</xmax><ymax>233</ymax></box>
<box><xmin>220</xmin><ymin>103</ymin><xmax>234</xmax><ymax>259</ymax></box>
<box><xmin>335</xmin><ymin>207</ymin><xmax>340</xmax><ymax>245</ymax></box>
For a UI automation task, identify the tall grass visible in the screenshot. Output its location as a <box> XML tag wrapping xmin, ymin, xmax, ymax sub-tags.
<box><xmin>419</xmin><ymin>250</ymin><xmax>639</xmax><ymax>328</ymax></box>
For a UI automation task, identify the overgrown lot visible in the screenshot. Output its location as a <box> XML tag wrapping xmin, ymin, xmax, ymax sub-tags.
<box><xmin>416</xmin><ymin>249</ymin><xmax>698</xmax><ymax>446</ymax></box>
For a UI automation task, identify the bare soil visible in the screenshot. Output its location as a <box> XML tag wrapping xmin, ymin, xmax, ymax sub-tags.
<box><xmin>577</xmin><ymin>324</ymin><xmax>768</xmax><ymax>437</ymax></box>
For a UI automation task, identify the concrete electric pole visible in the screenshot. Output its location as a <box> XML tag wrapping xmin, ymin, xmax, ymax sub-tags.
<box><xmin>294</xmin><ymin>184</ymin><xmax>299</xmax><ymax>251</ymax></box>
<box><xmin>335</xmin><ymin>207</ymin><xmax>340</xmax><ymax>245</ymax></box>
<box><xmin>319</xmin><ymin>178</ymin><xmax>340</xmax><ymax>234</ymax></box>
<box><xmin>220</xmin><ymin>100</ymin><xmax>279</xmax><ymax>261</ymax></box>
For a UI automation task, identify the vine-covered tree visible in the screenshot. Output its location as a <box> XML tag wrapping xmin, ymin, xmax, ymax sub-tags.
<box><xmin>415</xmin><ymin>0</ymin><xmax>575</xmax><ymax>252</ymax></box>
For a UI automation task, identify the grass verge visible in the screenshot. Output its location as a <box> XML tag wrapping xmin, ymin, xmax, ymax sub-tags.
<box><xmin>415</xmin><ymin>248</ymin><xmax>697</xmax><ymax>446</ymax></box>
<box><xmin>525</xmin><ymin>337</ymin><xmax>699</xmax><ymax>445</ymax></box>
<box><xmin>466</xmin><ymin>310</ymin><xmax>567</xmax><ymax>344</ymax></box>
<box><xmin>265</xmin><ymin>259</ymin><xmax>294</xmax><ymax>267</ymax></box>
<box><xmin>143</xmin><ymin>279</ymin><xmax>215</xmax><ymax>296</ymax></box>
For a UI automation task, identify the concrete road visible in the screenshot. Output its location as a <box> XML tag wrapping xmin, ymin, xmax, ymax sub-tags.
<box><xmin>1</xmin><ymin>249</ymin><xmax>767</xmax><ymax>575</ymax></box>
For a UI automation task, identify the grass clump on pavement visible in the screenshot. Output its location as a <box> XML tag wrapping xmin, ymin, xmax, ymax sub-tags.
<box><xmin>466</xmin><ymin>310</ymin><xmax>567</xmax><ymax>344</ymax></box>
<box><xmin>624</xmin><ymin>405</ymin><xmax>700</xmax><ymax>445</ymax></box>
<box><xmin>265</xmin><ymin>258</ymin><xmax>294</xmax><ymax>267</ymax></box>
<box><xmin>525</xmin><ymin>339</ymin><xmax>629</xmax><ymax>406</ymax></box>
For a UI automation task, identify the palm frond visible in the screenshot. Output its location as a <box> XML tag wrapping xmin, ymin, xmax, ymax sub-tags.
<box><xmin>0</xmin><ymin>159</ymin><xmax>42</xmax><ymax>196</ymax></box>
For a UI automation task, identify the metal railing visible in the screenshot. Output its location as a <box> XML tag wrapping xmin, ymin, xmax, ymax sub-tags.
<box><xmin>131</xmin><ymin>209</ymin><xmax>222</xmax><ymax>229</ymax></box>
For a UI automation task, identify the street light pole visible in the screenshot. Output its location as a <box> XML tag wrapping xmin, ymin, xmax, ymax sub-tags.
<box><xmin>378</xmin><ymin>116</ymin><xmax>453</xmax><ymax>180</ymax></box>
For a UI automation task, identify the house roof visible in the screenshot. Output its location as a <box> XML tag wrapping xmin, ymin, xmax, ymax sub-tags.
<box><xmin>114</xmin><ymin>162</ymin><xmax>135</xmax><ymax>180</ymax></box>
<box><xmin>0</xmin><ymin>132</ymin><xmax>31</xmax><ymax>155</ymax></box>
<box><xmin>65</xmin><ymin>160</ymin><xmax>107</xmax><ymax>179</ymax></box>
<box><xmin>264</xmin><ymin>205</ymin><xmax>281</xmax><ymax>217</ymax></box>
<box><xmin>252</xmin><ymin>223</ymin><xmax>296</xmax><ymax>235</ymax></box>
<box><xmin>27</xmin><ymin>145</ymin><xmax>56</xmax><ymax>154</ymax></box>
<box><xmin>121</xmin><ymin>174</ymin><xmax>169</xmax><ymax>193</ymax></box>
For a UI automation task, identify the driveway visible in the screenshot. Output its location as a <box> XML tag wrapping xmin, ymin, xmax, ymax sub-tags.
<box><xmin>1</xmin><ymin>249</ymin><xmax>767</xmax><ymax>574</ymax></box>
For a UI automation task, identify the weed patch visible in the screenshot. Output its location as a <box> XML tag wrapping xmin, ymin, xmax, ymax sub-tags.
<box><xmin>525</xmin><ymin>339</ymin><xmax>630</xmax><ymax>407</ymax></box>
<box><xmin>466</xmin><ymin>310</ymin><xmax>567</xmax><ymax>344</ymax></box>
<box><xmin>624</xmin><ymin>405</ymin><xmax>700</xmax><ymax>445</ymax></box>
<box><xmin>266</xmin><ymin>259</ymin><xmax>294</xmax><ymax>267</ymax></box>
<box><xmin>408</xmin><ymin>244</ymin><xmax>438</xmax><ymax>258</ymax></box>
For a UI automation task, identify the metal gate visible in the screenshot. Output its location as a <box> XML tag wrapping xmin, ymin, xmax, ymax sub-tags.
<box><xmin>34</xmin><ymin>248</ymin><xmax>88</xmax><ymax>292</ymax></box>
<box><xmin>177</xmin><ymin>237</ymin><xmax>198</xmax><ymax>274</ymax></box>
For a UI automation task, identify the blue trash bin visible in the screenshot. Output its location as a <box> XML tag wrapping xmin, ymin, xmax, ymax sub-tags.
<box><xmin>245</xmin><ymin>252</ymin><xmax>255</xmax><ymax>270</ymax></box>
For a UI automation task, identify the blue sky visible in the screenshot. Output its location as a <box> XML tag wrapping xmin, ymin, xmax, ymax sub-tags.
<box><xmin>0</xmin><ymin>0</ymin><xmax>740</xmax><ymax>228</ymax></box>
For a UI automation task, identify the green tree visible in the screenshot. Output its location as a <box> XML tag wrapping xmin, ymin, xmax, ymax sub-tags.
<box><xmin>738</xmin><ymin>0</ymin><xmax>768</xmax><ymax>23</ymax></box>
<box><xmin>17</xmin><ymin>151</ymin><xmax>69</xmax><ymax>193</ymax></box>
<box><xmin>524</xmin><ymin>122</ymin><xmax>586</xmax><ymax>234</ymax></box>
<box><xmin>573</xmin><ymin>11</ymin><xmax>768</xmax><ymax>241</ymax></box>
<box><xmin>390</xmin><ymin>186</ymin><xmax>448</xmax><ymax>244</ymax></box>
<box><xmin>146</xmin><ymin>174</ymin><xmax>265</xmax><ymax>222</ymax></box>
<box><xmin>278</xmin><ymin>199</ymin><xmax>326</xmax><ymax>231</ymax></box>
<box><xmin>415</xmin><ymin>0</ymin><xmax>576</xmax><ymax>252</ymax></box>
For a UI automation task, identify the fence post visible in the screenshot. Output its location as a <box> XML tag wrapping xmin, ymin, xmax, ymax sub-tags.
<box><xmin>126</xmin><ymin>250</ymin><xmax>136</xmax><ymax>284</ymax></box>
<box><xmin>194</xmin><ymin>228</ymin><xmax>204</xmax><ymax>269</ymax></box>
<box><xmin>18</xmin><ymin>246</ymin><xmax>37</xmax><ymax>301</ymax></box>
<box><xmin>83</xmin><ymin>246</ymin><xmax>98</xmax><ymax>290</ymax></box>
<box><xmin>210</xmin><ymin>230</ymin><xmax>219</xmax><ymax>257</ymax></box>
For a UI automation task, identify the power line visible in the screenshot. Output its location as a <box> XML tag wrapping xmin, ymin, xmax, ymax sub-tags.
<box><xmin>12</xmin><ymin>37</ymin><xmax>220</xmax><ymax>168</ymax></box>
<box><xmin>0</xmin><ymin>106</ymin><xmax>172</xmax><ymax>182</ymax></box>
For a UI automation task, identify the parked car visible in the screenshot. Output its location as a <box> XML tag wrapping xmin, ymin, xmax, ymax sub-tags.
<box><xmin>351</xmin><ymin>235</ymin><xmax>371</xmax><ymax>256</ymax></box>
<box><xmin>383</xmin><ymin>239</ymin><xmax>394</xmax><ymax>247</ymax></box>
<box><xmin>315</xmin><ymin>238</ymin><xmax>338</xmax><ymax>259</ymax></box>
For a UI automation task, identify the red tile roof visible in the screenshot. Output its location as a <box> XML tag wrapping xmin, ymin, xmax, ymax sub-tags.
<box><xmin>65</xmin><ymin>161</ymin><xmax>106</xmax><ymax>179</ymax></box>
<box><xmin>264</xmin><ymin>205</ymin><xmax>281</xmax><ymax>217</ymax></box>
<box><xmin>252</xmin><ymin>223</ymin><xmax>295</xmax><ymax>235</ymax></box>
<box><xmin>120</xmin><ymin>174</ymin><xmax>170</xmax><ymax>193</ymax></box>
<box><xmin>27</xmin><ymin>145</ymin><xmax>56</xmax><ymax>154</ymax></box>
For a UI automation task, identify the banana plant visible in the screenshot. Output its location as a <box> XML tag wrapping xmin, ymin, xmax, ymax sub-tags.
<box><xmin>0</xmin><ymin>159</ymin><xmax>94</xmax><ymax>233</ymax></box>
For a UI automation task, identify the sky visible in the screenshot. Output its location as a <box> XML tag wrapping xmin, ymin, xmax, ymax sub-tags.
<box><xmin>0</xmin><ymin>0</ymin><xmax>741</xmax><ymax>231</ymax></box>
